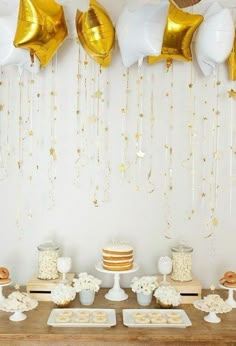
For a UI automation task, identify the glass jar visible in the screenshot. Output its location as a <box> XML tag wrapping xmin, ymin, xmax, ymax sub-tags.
<box><xmin>37</xmin><ymin>242</ymin><xmax>59</xmax><ymax>280</ymax></box>
<box><xmin>171</xmin><ymin>243</ymin><xmax>193</xmax><ymax>282</ymax></box>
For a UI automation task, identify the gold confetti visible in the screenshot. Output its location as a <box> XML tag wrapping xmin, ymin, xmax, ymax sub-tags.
<box><xmin>49</xmin><ymin>147</ymin><xmax>57</xmax><ymax>160</ymax></box>
<box><xmin>212</xmin><ymin>217</ymin><xmax>218</xmax><ymax>226</ymax></box>
<box><xmin>94</xmin><ymin>89</ymin><xmax>103</xmax><ymax>99</ymax></box>
<box><xmin>227</xmin><ymin>89</ymin><xmax>236</xmax><ymax>99</ymax></box>
<box><xmin>119</xmin><ymin>163</ymin><xmax>126</xmax><ymax>172</ymax></box>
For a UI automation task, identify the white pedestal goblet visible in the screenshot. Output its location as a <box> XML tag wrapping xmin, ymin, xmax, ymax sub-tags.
<box><xmin>219</xmin><ymin>283</ymin><xmax>236</xmax><ymax>308</ymax></box>
<box><xmin>158</xmin><ymin>256</ymin><xmax>172</xmax><ymax>286</ymax></box>
<box><xmin>57</xmin><ymin>257</ymin><xmax>72</xmax><ymax>284</ymax></box>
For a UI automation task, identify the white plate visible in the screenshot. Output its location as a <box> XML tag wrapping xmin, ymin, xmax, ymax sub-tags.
<box><xmin>47</xmin><ymin>308</ymin><xmax>116</xmax><ymax>327</ymax></box>
<box><xmin>122</xmin><ymin>309</ymin><xmax>192</xmax><ymax>328</ymax></box>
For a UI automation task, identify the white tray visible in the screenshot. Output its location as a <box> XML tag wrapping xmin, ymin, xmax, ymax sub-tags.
<box><xmin>122</xmin><ymin>309</ymin><xmax>192</xmax><ymax>328</ymax></box>
<box><xmin>47</xmin><ymin>308</ymin><xmax>116</xmax><ymax>327</ymax></box>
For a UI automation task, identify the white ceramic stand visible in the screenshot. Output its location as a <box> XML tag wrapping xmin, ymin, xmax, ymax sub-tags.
<box><xmin>0</xmin><ymin>281</ymin><xmax>12</xmax><ymax>302</ymax></box>
<box><xmin>219</xmin><ymin>283</ymin><xmax>236</xmax><ymax>308</ymax></box>
<box><xmin>204</xmin><ymin>311</ymin><xmax>221</xmax><ymax>323</ymax></box>
<box><xmin>95</xmin><ymin>262</ymin><xmax>139</xmax><ymax>301</ymax></box>
<box><xmin>9</xmin><ymin>311</ymin><xmax>27</xmax><ymax>322</ymax></box>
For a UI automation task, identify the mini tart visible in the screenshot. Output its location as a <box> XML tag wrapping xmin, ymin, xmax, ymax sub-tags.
<box><xmin>76</xmin><ymin>311</ymin><xmax>90</xmax><ymax>318</ymax></box>
<box><xmin>148</xmin><ymin>311</ymin><xmax>163</xmax><ymax>319</ymax></box>
<box><xmin>76</xmin><ymin>316</ymin><xmax>90</xmax><ymax>323</ymax></box>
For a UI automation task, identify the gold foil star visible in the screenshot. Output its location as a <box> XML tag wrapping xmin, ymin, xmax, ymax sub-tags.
<box><xmin>94</xmin><ymin>90</ymin><xmax>103</xmax><ymax>99</ymax></box>
<box><xmin>89</xmin><ymin>115</ymin><xmax>97</xmax><ymax>123</ymax></box>
<box><xmin>0</xmin><ymin>104</ymin><xmax>4</xmax><ymax>111</ymax></box>
<box><xmin>28</xmin><ymin>130</ymin><xmax>33</xmax><ymax>136</ymax></box>
<box><xmin>135</xmin><ymin>132</ymin><xmax>141</xmax><ymax>140</ymax></box>
<box><xmin>136</xmin><ymin>150</ymin><xmax>145</xmax><ymax>159</ymax></box>
<box><xmin>227</xmin><ymin>89</ymin><xmax>236</xmax><ymax>99</ymax></box>
<box><xmin>14</xmin><ymin>284</ymin><xmax>20</xmax><ymax>290</ymax></box>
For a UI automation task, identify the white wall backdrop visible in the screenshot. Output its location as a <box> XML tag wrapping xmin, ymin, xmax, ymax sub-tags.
<box><xmin>0</xmin><ymin>0</ymin><xmax>236</xmax><ymax>288</ymax></box>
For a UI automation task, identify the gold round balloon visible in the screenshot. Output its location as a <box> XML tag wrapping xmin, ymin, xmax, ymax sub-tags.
<box><xmin>228</xmin><ymin>35</ymin><xmax>236</xmax><ymax>81</ymax></box>
<box><xmin>76</xmin><ymin>0</ymin><xmax>115</xmax><ymax>67</ymax></box>
<box><xmin>14</xmin><ymin>0</ymin><xmax>68</xmax><ymax>67</ymax></box>
<box><xmin>148</xmin><ymin>0</ymin><xmax>203</xmax><ymax>65</ymax></box>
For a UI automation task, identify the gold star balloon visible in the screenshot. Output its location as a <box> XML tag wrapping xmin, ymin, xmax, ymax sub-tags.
<box><xmin>76</xmin><ymin>0</ymin><xmax>115</xmax><ymax>67</ymax></box>
<box><xmin>228</xmin><ymin>34</ymin><xmax>236</xmax><ymax>81</ymax></box>
<box><xmin>14</xmin><ymin>0</ymin><xmax>68</xmax><ymax>67</ymax></box>
<box><xmin>148</xmin><ymin>0</ymin><xmax>203</xmax><ymax>67</ymax></box>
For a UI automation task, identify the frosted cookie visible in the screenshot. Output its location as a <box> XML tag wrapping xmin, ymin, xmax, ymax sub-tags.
<box><xmin>151</xmin><ymin>316</ymin><xmax>167</xmax><ymax>324</ymax></box>
<box><xmin>76</xmin><ymin>316</ymin><xmax>90</xmax><ymax>323</ymax></box>
<box><xmin>148</xmin><ymin>311</ymin><xmax>163</xmax><ymax>319</ymax></box>
<box><xmin>93</xmin><ymin>315</ymin><xmax>107</xmax><ymax>323</ymax></box>
<box><xmin>93</xmin><ymin>310</ymin><xmax>107</xmax><ymax>318</ymax></box>
<box><xmin>56</xmin><ymin>315</ymin><xmax>71</xmax><ymax>323</ymax></box>
<box><xmin>134</xmin><ymin>316</ymin><xmax>150</xmax><ymax>324</ymax></box>
<box><xmin>166</xmin><ymin>311</ymin><xmax>181</xmax><ymax>319</ymax></box>
<box><xmin>168</xmin><ymin>316</ymin><xmax>183</xmax><ymax>324</ymax></box>
<box><xmin>58</xmin><ymin>311</ymin><xmax>73</xmax><ymax>318</ymax></box>
<box><xmin>76</xmin><ymin>311</ymin><xmax>90</xmax><ymax>318</ymax></box>
<box><xmin>132</xmin><ymin>311</ymin><xmax>146</xmax><ymax>319</ymax></box>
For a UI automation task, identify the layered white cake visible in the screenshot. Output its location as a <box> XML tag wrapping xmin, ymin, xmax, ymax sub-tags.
<box><xmin>102</xmin><ymin>241</ymin><xmax>134</xmax><ymax>271</ymax></box>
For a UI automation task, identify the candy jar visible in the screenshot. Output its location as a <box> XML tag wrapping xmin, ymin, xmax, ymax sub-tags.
<box><xmin>171</xmin><ymin>243</ymin><xmax>193</xmax><ymax>282</ymax></box>
<box><xmin>37</xmin><ymin>241</ymin><xmax>60</xmax><ymax>280</ymax></box>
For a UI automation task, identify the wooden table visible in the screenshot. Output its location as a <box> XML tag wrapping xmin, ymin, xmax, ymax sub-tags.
<box><xmin>0</xmin><ymin>288</ymin><xmax>235</xmax><ymax>346</ymax></box>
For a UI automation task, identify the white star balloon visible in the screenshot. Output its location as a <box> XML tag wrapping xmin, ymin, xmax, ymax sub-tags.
<box><xmin>116</xmin><ymin>0</ymin><xmax>169</xmax><ymax>68</ymax></box>
<box><xmin>194</xmin><ymin>2</ymin><xmax>235</xmax><ymax>76</ymax></box>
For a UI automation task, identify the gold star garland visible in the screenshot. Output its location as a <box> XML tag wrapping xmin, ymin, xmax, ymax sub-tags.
<box><xmin>119</xmin><ymin>68</ymin><xmax>130</xmax><ymax>180</ymax></box>
<box><xmin>146</xmin><ymin>73</ymin><xmax>155</xmax><ymax>194</ymax></box>
<box><xmin>163</xmin><ymin>64</ymin><xmax>174</xmax><ymax>239</ymax></box>
<box><xmin>135</xmin><ymin>64</ymin><xmax>145</xmax><ymax>191</ymax></box>
<box><xmin>204</xmin><ymin>74</ymin><xmax>220</xmax><ymax>238</ymax></box>
<box><xmin>48</xmin><ymin>55</ymin><xmax>58</xmax><ymax>210</ymax></box>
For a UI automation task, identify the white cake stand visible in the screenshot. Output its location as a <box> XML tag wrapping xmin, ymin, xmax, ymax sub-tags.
<box><xmin>219</xmin><ymin>283</ymin><xmax>236</xmax><ymax>308</ymax></box>
<box><xmin>0</xmin><ymin>281</ymin><xmax>12</xmax><ymax>302</ymax></box>
<box><xmin>95</xmin><ymin>262</ymin><xmax>139</xmax><ymax>301</ymax></box>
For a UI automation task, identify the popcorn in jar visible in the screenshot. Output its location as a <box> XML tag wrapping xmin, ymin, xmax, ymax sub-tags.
<box><xmin>171</xmin><ymin>244</ymin><xmax>193</xmax><ymax>282</ymax></box>
<box><xmin>37</xmin><ymin>242</ymin><xmax>59</xmax><ymax>280</ymax></box>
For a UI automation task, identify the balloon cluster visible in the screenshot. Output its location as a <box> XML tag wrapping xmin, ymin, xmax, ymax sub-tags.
<box><xmin>0</xmin><ymin>0</ymin><xmax>235</xmax><ymax>80</ymax></box>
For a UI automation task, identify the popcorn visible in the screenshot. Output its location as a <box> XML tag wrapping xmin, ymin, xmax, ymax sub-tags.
<box><xmin>38</xmin><ymin>249</ymin><xmax>59</xmax><ymax>280</ymax></box>
<box><xmin>171</xmin><ymin>252</ymin><xmax>192</xmax><ymax>281</ymax></box>
<box><xmin>51</xmin><ymin>284</ymin><xmax>76</xmax><ymax>305</ymax></box>
<box><xmin>73</xmin><ymin>273</ymin><xmax>101</xmax><ymax>293</ymax></box>
<box><xmin>131</xmin><ymin>276</ymin><xmax>159</xmax><ymax>295</ymax></box>
<box><xmin>154</xmin><ymin>286</ymin><xmax>181</xmax><ymax>306</ymax></box>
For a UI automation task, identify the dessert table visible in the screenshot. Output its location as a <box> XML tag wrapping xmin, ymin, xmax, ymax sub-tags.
<box><xmin>0</xmin><ymin>287</ymin><xmax>235</xmax><ymax>346</ymax></box>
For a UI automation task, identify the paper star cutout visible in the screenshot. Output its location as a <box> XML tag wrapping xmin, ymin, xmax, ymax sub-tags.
<box><xmin>227</xmin><ymin>89</ymin><xmax>236</xmax><ymax>99</ymax></box>
<box><xmin>14</xmin><ymin>284</ymin><xmax>20</xmax><ymax>290</ymax></box>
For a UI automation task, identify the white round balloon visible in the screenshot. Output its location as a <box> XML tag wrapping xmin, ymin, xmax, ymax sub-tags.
<box><xmin>194</xmin><ymin>2</ymin><xmax>235</xmax><ymax>76</ymax></box>
<box><xmin>116</xmin><ymin>1</ymin><xmax>168</xmax><ymax>68</ymax></box>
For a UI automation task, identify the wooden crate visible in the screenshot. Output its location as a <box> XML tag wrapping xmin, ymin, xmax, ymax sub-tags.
<box><xmin>26</xmin><ymin>273</ymin><xmax>75</xmax><ymax>301</ymax></box>
<box><xmin>156</xmin><ymin>275</ymin><xmax>202</xmax><ymax>304</ymax></box>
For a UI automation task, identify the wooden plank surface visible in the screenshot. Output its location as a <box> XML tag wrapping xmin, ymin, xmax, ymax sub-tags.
<box><xmin>0</xmin><ymin>287</ymin><xmax>235</xmax><ymax>346</ymax></box>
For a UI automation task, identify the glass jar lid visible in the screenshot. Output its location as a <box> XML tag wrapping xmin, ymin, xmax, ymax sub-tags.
<box><xmin>171</xmin><ymin>243</ymin><xmax>193</xmax><ymax>253</ymax></box>
<box><xmin>38</xmin><ymin>241</ymin><xmax>59</xmax><ymax>251</ymax></box>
